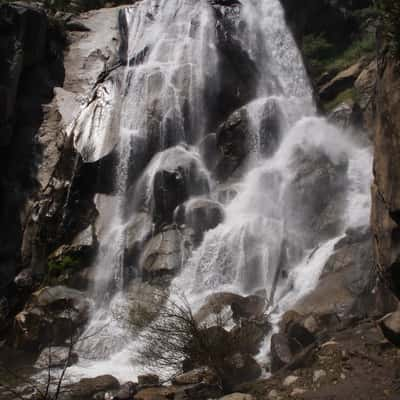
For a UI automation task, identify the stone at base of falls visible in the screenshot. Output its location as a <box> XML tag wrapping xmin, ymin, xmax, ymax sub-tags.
<box><xmin>113</xmin><ymin>382</ymin><xmax>139</xmax><ymax>400</ymax></box>
<box><xmin>134</xmin><ymin>383</ymin><xmax>223</xmax><ymax>400</ymax></box>
<box><xmin>34</xmin><ymin>346</ymin><xmax>79</xmax><ymax>369</ymax></box>
<box><xmin>138</xmin><ymin>374</ymin><xmax>160</xmax><ymax>387</ymax></box>
<box><xmin>14</xmin><ymin>286</ymin><xmax>90</xmax><ymax>350</ymax></box>
<box><xmin>172</xmin><ymin>367</ymin><xmax>218</xmax><ymax>386</ymax></box>
<box><xmin>195</xmin><ymin>292</ymin><xmax>266</xmax><ymax>325</ymax></box>
<box><xmin>270</xmin><ymin>334</ymin><xmax>294</xmax><ymax>373</ymax></box>
<box><xmin>60</xmin><ymin>375</ymin><xmax>120</xmax><ymax>400</ymax></box>
<box><xmin>218</xmin><ymin>394</ymin><xmax>255</xmax><ymax>400</ymax></box>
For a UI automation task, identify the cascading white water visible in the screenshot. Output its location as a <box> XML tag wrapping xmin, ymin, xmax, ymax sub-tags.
<box><xmin>67</xmin><ymin>0</ymin><xmax>372</xmax><ymax>382</ymax></box>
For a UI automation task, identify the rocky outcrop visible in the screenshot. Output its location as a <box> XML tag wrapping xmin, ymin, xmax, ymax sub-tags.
<box><xmin>0</xmin><ymin>2</ymin><xmax>65</xmax><ymax>295</ymax></box>
<box><xmin>14</xmin><ymin>285</ymin><xmax>90</xmax><ymax>350</ymax></box>
<box><xmin>371</xmin><ymin>45</ymin><xmax>400</xmax><ymax>299</ymax></box>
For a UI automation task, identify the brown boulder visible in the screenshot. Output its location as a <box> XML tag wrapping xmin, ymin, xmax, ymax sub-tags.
<box><xmin>319</xmin><ymin>62</ymin><xmax>363</xmax><ymax>102</ymax></box>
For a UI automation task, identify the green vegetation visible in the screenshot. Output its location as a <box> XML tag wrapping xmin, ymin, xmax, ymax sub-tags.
<box><xmin>48</xmin><ymin>254</ymin><xmax>80</xmax><ymax>276</ymax></box>
<box><xmin>303</xmin><ymin>31</ymin><xmax>376</xmax><ymax>78</ymax></box>
<box><xmin>379</xmin><ymin>0</ymin><xmax>400</xmax><ymax>56</ymax></box>
<box><xmin>302</xmin><ymin>5</ymin><xmax>378</xmax><ymax>79</ymax></box>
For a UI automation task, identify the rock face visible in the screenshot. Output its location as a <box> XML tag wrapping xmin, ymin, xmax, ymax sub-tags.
<box><xmin>371</xmin><ymin>47</ymin><xmax>400</xmax><ymax>300</ymax></box>
<box><xmin>0</xmin><ymin>2</ymin><xmax>65</xmax><ymax>294</ymax></box>
<box><xmin>14</xmin><ymin>286</ymin><xmax>90</xmax><ymax>350</ymax></box>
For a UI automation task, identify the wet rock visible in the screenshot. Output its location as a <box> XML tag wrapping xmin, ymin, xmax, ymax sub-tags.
<box><xmin>231</xmin><ymin>319</ymin><xmax>271</xmax><ymax>355</ymax></box>
<box><xmin>14</xmin><ymin>286</ymin><xmax>90</xmax><ymax>349</ymax></box>
<box><xmin>199</xmin><ymin>133</ymin><xmax>219</xmax><ymax>171</ymax></box>
<box><xmin>231</xmin><ymin>294</ymin><xmax>266</xmax><ymax>321</ymax></box>
<box><xmin>194</xmin><ymin>292</ymin><xmax>266</xmax><ymax>325</ymax></box>
<box><xmin>138</xmin><ymin>374</ymin><xmax>160</xmax><ymax>387</ymax></box>
<box><xmin>284</xmin><ymin>146</ymin><xmax>348</xmax><ymax>249</ymax></box>
<box><xmin>147</xmin><ymin>146</ymin><xmax>210</xmax><ymax>225</ymax></box>
<box><xmin>61</xmin><ymin>375</ymin><xmax>120</xmax><ymax>400</ymax></box>
<box><xmin>172</xmin><ymin>367</ymin><xmax>217</xmax><ymax>386</ymax></box>
<box><xmin>270</xmin><ymin>334</ymin><xmax>293</xmax><ymax>372</ymax></box>
<box><xmin>294</xmin><ymin>227</ymin><xmax>374</xmax><ymax>320</ymax></box>
<box><xmin>211</xmin><ymin>1</ymin><xmax>259</xmax><ymax>121</ymax></box>
<box><xmin>124</xmin><ymin>212</ymin><xmax>153</xmax><ymax>271</ymax></box>
<box><xmin>174</xmin><ymin>199</ymin><xmax>225</xmax><ymax>244</ymax></box>
<box><xmin>35</xmin><ymin>346</ymin><xmax>79</xmax><ymax>369</ymax></box>
<box><xmin>127</xmin><ymin>280</ymin><xmax>168</xmax><ymax>329</ymax></box>
<box><xmin>140</xmin><ymin>228</ymin><xmax>189</xmax><ymax>281</ymax></box>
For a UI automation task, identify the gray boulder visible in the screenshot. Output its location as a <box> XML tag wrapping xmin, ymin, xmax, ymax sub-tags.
<box><xmin>140</xmin><ymin>228</ymin><xmax>190</xmax><ymax>281</ymax></box>
<box><xmin>174</xmin><ymin>198</ymin><xmax>225</xmax><ymax>244</ymax></box>
<box><xmin>14</xmin><ymin>286</ymin><xmax>90</xmax><ymax>350</ymax></box>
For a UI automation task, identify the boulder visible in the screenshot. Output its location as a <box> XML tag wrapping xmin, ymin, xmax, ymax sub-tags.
<box><xmin>219</xmin><ymin>394</ymin><xmax>254</xmax><ymax>400</ymax></box>
<box><xmin>231</xmin><ymin>318</ymin><xmax>270</xmax><ymax>355</ymax></box>
<box><xmin>14</xmin><ymin>286</ymin><xmax>90</xmax><ymax>349</ymax></box>
<box><xmin>34</xmin><ymin>346</ymin><xmax>79</xmax><ymax>369</ymax></box>
<box><xmin>60</xmin><ymin>375</ymin><xmax>120</xmax><ymax>400</ymax></box>
<box><xmin>270</xmin><ymin>333</ymin><xmax>293</xmax><ymax>372</ymax></box>
<box><xmin>140</xmin><ymin>228</ymin><xmax>189</xmax><ymax>281</ymax></box>
<box><xmin>174</xmin><ymin>199</ymin><xmax>225</xmax><ymax>244</ymax></box>
<box><xmin>319</xmin><ymin>62</ymin><xmax>363</xmax><ymax>102</ymax></box>
<box><xmin>194</xmin><ymin>292</ymin><xmax>266</xmax><ymax>325</ymax></box>
<box><xmin>172</xmin><ymin>367</ymin><xmax>217</xmax><ymax>386</ymax></box>
<box><xmin>284</xmin><ymin>146</ymin><xmax>348</xmax><ymax>249</ymax></box>
<box><xmin>113</xmin><ymin>382</ymin><xmax>138</xmax><ymax>400</ymax></box>
<box><xmin>293</xmin><ymin>227</ymin><xmax>374</xmax><ymax>320</ymax></box>
<box><xmin>221</xmin><ymin>352</ymin><xmax>262</xmax><ymax>388</ymax></box>
<box><xmin>142</xmin><ymin>146</ymin><xmax>210</xmax><ymax>225</ymax></box>
<box><xmin>138</xmin><ymin>374</ymin><xmax>160</xmax><ymax>387</ymax></box>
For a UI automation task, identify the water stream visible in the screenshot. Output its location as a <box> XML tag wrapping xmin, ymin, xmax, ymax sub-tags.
<box><xmin>67</xmin><ymin>0</ymin><xmax>371</xmax><ymax>381</ymax></box>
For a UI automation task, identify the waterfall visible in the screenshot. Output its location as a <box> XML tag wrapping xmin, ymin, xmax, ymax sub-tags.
<box><xmin>67</xmin><ymin>0</ymin><xmax>372</xmax><ymax>381</ymax></box>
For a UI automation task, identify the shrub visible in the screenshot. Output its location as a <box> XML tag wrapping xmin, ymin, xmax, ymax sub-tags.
<box><xmin>48</xmin><ymin>255</ymin><xmax>80</xmax><ymax>276</ymax></box>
